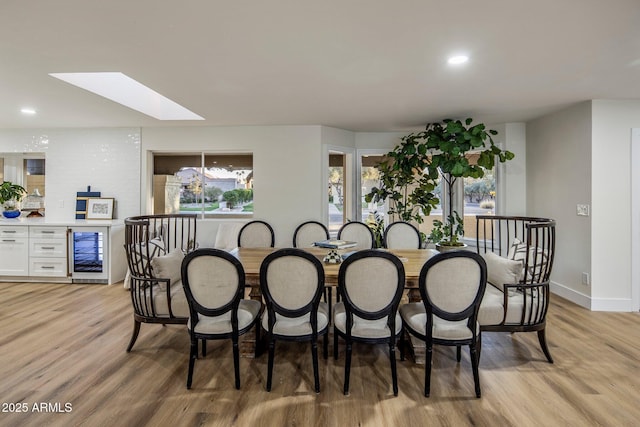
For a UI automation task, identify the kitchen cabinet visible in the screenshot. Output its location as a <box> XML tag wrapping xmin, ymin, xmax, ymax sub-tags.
<box><xmin>0</xmin><ymin>226</ymin><xmax>29</xmax><ymax>275</ymax></box>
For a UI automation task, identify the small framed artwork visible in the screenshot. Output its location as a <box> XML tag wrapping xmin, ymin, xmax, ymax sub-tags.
<box><xmin>86</xmin><ymin>198</ymin><xmax>115</xmax><ymax>220</ymax></box>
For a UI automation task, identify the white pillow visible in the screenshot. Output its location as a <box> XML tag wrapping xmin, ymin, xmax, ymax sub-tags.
<box><xmin>483</xmin><ymin>252</ymin><xmax>522</xmax><ymax>292</ymax></box>
<box><xmin>214</xmin><ymin>222</ymin><xmax>244</xmax><ymax>251</ymax></box>
<box><xmin>508</xmin><ymin>238</ymin><xmax>547</xmax><ymax>279</ymax></box>
<box><xmin>150</xmin><ymin>250</ymin><xmax>185</xmax><ymax>290</ymax></box>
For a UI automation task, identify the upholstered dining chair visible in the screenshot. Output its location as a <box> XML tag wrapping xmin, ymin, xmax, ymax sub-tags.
<box><xmin>334</xmin><ymin>250</ymin><xmax>405</xmax><ymax>396</ymax></box>
<box><xmin>337</xmin><ymin>221</ymin><xmax>374</xmax><ymax>250</ymax></box>
<box><xmin>292</xmin><ymin>220</ymin><xmax>329</xmax><ymax>248</ymax></box>
<box><xmin>400</xmin><ymin>251</ymin><xmax>487</xmax><ymax>398</ymax></box>
<box><xmin>238</xmin><ymin>220</ymin><xmax>275</xmax><ymax>248</ymax></box>
<box><xmin>260</xmin><ymin>248</ymin><xmax>329</xmax><ymax>393</ymax></box>
<box><xmin>384</xmin><ymin>221</ymin><xmax>421</xmax><ymax>249</ymax></box>
<box><xmin>181</xmin><ymin>248</ymin><xmax>262</xmax><ymax>390</ymax></box>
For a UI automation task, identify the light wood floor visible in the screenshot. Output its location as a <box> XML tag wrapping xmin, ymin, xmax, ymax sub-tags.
<box><xmin>0</xmin><ymin>282</ymin><xmax>639</xmax><ymax>427</ymax></box>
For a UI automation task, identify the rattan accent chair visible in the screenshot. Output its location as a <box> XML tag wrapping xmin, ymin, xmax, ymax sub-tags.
<box><xmin>334</xmin><ymin>250</ymin><xmax>405</xmax><ymax>396</ymax></box>
<box><xmin>384</xmin><ymin>221</ymin><xmax>421</xmax><ymax>249</ymax></box>
<box><xmin>181</xmin><ymin>248</ymin><xmax>262</xmax><ymax>389</ymax></box>
<box><xmin>260</xmin><ymin>248</ymin><xmax>329</xmax><ymax>393</ymax></box>
<box><xmin>123</xmin><ymin>214</ymin><xmax>197</xmax><ymax>352</ymax></box>
<box><xmin>237</xmin><ymin>220</ymin><xmax>275</xmax><ymax>248</ymax></box>
<box><xmin>475</xmin><ymin>215</ymin><xmax>556</xmax><ymax>363</ymax></box>
<box><xmin>400</xmin><ymin>251</ymin><xmax>487</xmax><ymax>398</ymax></box>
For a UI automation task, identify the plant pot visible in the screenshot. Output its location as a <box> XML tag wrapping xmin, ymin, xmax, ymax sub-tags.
<box><xmin>2</xmin><ymin>210</ymin><xmax>21</xmax><ymax>219</ymax></box>
<box><xmin>435</xmin><ymin>242</ymin><xmax>468</xmax><ymax>253</ymax></box>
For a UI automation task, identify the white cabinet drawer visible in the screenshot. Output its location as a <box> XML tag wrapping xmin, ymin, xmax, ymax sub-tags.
<box><xmin>29</xmin><ymin>226</ymin><xmax>68</xmax><ymax>239</ymax></box>
<box><xmin>0</xmin><ymin>227</ymin><xmax>29</xmax><ymax>239</ymax></box>
<box><xmin>0</xmin><ymin>238</ymin><xmax>29</xmax><ymax>275</ymax></box>
<box><xmin>30</xmin><ymin>239</ymin><xmax>67</xmax><ymax>257</ymax></box>
<box><xmin>29</xmin><ymin>257</ymin><xmax>68</xmax><ymax>277</ymax></box>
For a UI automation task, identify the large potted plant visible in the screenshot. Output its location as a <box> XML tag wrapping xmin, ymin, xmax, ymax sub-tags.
<box><xmin>366</xmin><ymin>118</ymin><xmax>514</xmax><ymax>250</ymax></box>
<box><xmin>0</xmin><ymin>181</ymin><xmax>27</xmax><ymax>218</ymax></box>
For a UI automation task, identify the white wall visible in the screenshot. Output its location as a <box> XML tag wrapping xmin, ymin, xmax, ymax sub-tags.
<box><xmin>527</xmin><ymin>102</ymin><xmax>592</xmax><ymax>308</ymax></box>
<box><xmin>0</xmin><ymin>128</ymin><xmax>140</xmax><ymax>221</ymax></box>
<box><xmin>499</xmin><ymin>123</ymin><xmax>527</xmax><ymax>215</ymax></box>
<box><xmin>591</xmin><ymin>100</ymin><xmax>640</xmax><ymax>311</ymax></box>
<box><xmin>141</xmin><ymin>126</ymin><xmax>323</xmax><ymax>248</ymax></box>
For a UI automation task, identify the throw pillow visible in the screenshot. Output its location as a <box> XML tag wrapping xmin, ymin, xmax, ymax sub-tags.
<box><xmin>483</xmin><ymin>252</ymin><xmax>523</xmax><ymax>292</ymax></box>
<box><xmin>508</xmin><ymin>238</ymin><xmax>547</xmax><ymax>280</ymax></box>
<box><xmin>150</xmin><ymin>250</ymin><xmax>185</xmax><ymax>290</ymax></box>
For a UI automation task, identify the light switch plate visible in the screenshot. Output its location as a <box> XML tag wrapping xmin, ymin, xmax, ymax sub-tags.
<box><xmin>577</xmin><ymin>204</ymin><xmax>590</xmax><ymax>216</ymax></box>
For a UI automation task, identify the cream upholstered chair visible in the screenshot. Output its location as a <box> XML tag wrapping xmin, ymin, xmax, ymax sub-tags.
<box><xmin>237</xmin><ymin>220</ymin><xmax>275</xmax><ymax>248</ymax></box>
<box><xmin>334</xmin><ymin>250</ymin><xmax>405</xmax><ymax>396</ymax></box>
<box><xmin>400</xmin><ymin>251</ymin><xmax>487</xmax><ymax>398</ymax></box>
<box><xmin>181</xmin><ymin>248</ymin><xmax>262</xmax><ymax>390</ymax></box>
<box><xmin>337</xmin><ymin>221</ymin><xmax>374</xmax><ymax>250</ymax></box>
<box><xmin>260</xmin><ymin>248</ymin><xmax>329</xmax><ymax>393</ymax></box>
<box><xmin>384</xmin><ymin>221</ymin><xmax>421</xmax><ymax>249</ymax></box>
<box><xmin>293</xmin><ymin>220</ymin><xmax>329</xmax><ymax>248</ymax></box>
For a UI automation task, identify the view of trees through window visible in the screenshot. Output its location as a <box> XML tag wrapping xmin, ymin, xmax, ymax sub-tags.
<box><xmin>153</xmin><ymin>153</ymin><xmax>253</xmax><ymax>217</ymax></box>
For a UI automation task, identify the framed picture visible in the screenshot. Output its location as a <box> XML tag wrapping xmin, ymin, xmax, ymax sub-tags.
<box><xmin>86</xmin><ymin>198</ymin><xmax>114</xmax><ymax>220</ymax></box>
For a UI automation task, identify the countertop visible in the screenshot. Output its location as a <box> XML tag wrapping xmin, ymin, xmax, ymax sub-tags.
<box><xmin>0</xmin><ymin>216</ymin><xmax>123</xmax><ymax>226</ymax></box>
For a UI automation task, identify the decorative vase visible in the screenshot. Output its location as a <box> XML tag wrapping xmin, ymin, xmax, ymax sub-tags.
<box><xmin>435</xmin><ymin>242</ymin><xmax>468</xmax><ymax>253</ymax></box>
<box><xmin>2</xmin><ymin>210</ymin><xmax>21</xmax><ymax>219</ymax></box>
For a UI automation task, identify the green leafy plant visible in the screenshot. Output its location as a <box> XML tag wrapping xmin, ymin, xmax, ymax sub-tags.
<box><xmin>0</xmin><ymin>181</ymin><xmax>27</xmax><ymax>210</ymax></box>
<box><xmin>428</xmin><ymin>211</ymin><xmax>464</xmax><ymax>246</ymax></box>
<box><xmin>365</xmin><ymin>211</ymin><xmax>385</xmax><ymax>248</ymax></box>
<box><xmin>366</xmin><ymin>118</ymin><xmax>515</xmax><ymax>245</ymax></box>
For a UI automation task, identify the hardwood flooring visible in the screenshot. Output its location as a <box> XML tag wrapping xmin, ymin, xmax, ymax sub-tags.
<box><xmin>0</xmin><ymin>281</ymin><xmax>639</xmax><ymax>427</ymax></box>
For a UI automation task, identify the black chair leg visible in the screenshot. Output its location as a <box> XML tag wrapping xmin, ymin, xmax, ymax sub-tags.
<box><xmin>343</xmin><ymin>341</ymin><xmax>352</xmax><ymax>395</ymax></box>
<box><xmin>126</xmin><ymin>320</ymin><xmax>141</xmax><ymax>352</ymax></box>
<box><xmin>399</xmin><ymin>331</ymin><xmax>405</xmax><ymax>361</ymax></box>
<box><xmin>187</xmin><ymin>338</ymin><xmax>197</xmax><ymax>389</ymax></box>
<box><xmin>312</xmin><ymin>341</ymin><xmax>320</xmax><ymax>393</ymax></box>
<box><xmin>470</xmin><ymin>344</ymin><xmax>481</xmax><ymax>398</ymax></box>
<box><xmin>202</xmin><ymin>339</ymin><xmax>207</xmax><ymax>357</ymax></box>
<box><xmin>537</xmin><ymin>328</ymin><xmax>554</xmax><ymax>363</ymax></box>
<box><xmin>425</xmin><ymin>343</ymin><xmax>433</xmax><ymax>397</ymax></box>
<box><xmin>233</xmin><ymin>337</ymin><xmax>240</xmax><ymax>390</ymax></box>
<box><xmin>456</xmin><ymin>345</ymin><xmax>462</xmax><ymax>362</ymax></box>
<box><xmin>266</xmin><ymin>338</ymin><xmax>276</xmax><ymax>392</ymax></box>
<box><xmin>390</xmin><ymin>342</ymin><xmax>398</xmax><ymax>397</ymax></box>
<box><xmin>333</xmin><ymin>327</ymin><xmax>339</xmax><ymax>360</ymax></box>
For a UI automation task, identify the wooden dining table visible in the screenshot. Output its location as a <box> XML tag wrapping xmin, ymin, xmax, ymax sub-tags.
<box><xmin>229</xmin><ymin>246</ymin><xmax>439</xmax><ymax>292</ymax></box>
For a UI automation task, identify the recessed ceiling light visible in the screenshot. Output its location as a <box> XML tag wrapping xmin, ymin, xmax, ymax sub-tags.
<box><xmin>49</xmin><ymin>72</ymin><xmax>204</xmax><ymax>121</ymax></box>
<box><xmin>448</xmin><ymin>55</ymin><xmax>469</xmax><ymax>65</ymax></box>
<box><xmin>21</xmin><ymin>108</ymin><xmax>37</xmax><ymax>115</ymax></box>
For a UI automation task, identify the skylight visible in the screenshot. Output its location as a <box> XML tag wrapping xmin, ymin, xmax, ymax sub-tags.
<box><xmin>49</xmin><ymin>72</ymin><xmax>204</xmax><ymax>120</ymax></box>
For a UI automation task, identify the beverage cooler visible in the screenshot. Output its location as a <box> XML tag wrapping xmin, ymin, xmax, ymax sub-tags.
<box><xmin>68</xmin><ymin>227</ymin><xmax>109</xmax><ymax>283</ymax></box>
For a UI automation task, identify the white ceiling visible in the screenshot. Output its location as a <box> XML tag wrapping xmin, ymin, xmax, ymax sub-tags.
<box><xmin>1</xmin><ymin>0</ymin><xmax>639</xmax><ymax>132</ymax></box>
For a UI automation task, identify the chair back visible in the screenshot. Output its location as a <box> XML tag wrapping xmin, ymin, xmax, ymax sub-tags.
<box><xmin>337</xmin><ymin>221</ymin><xmax>374</xmax><ymax>250</ymax></box>
<box><xmin>181</xmin><ymin>248</ymin><xmax>245</xmax><ymax>322</ymax></box>
<box><xmin>338</xmin><ymin>250</ymin><xmax>405</xmax><ymax>323</ymax></box>
<box><xmin>124</xmin><ymin>214</ymin><xmax>197</xmax><ymax>280</ymax></box>
<box><xmin>384</xmin><ymin>221</ymin><xmax>421</xmax><ymax>249</ymax></box>
<box><xmin>260</xmin><ymin>249</ymin><xmax>325</xmax><ymax>320</ymax></box>
<box><xmin>419</xmin><ymin>251</ymin><xmax>487</xmax><ymax>324</ymax></box>
<box><xmin>475</xmin><ymin>215</ymin><xmax>555</xmax><ymax>284</ymax></box>
<box><xmin>293</xmin><ymin>220</ymin><xmax>329</xmax><ymax>248</ymax></box>
<box><xmin>238</xmin><ymin>220</ymin><xmax>275</xmax><ymax>248</ymax></box>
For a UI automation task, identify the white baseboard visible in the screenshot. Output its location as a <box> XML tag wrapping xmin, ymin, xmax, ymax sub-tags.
<box><xmin>550</xmin><ymin>281</ymin><xmax>590</xmax><ymax>309</ymax></box>
<box><xmin>550</xmin><ymin>281</ymin><xmax>634</xmax><ymax>312</ymax></box>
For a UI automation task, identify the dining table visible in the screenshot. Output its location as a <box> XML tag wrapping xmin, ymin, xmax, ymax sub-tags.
<box><xmin>229</xmin><ymin>246</ymin><xmax>439</xmax><ymax>295</ymax></box>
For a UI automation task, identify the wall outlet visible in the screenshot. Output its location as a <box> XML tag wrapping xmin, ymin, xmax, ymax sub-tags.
<box><xmin>577</xmin><ymin>204</ymin><xmax>590</xmax><ymax>216</ymax></box>
<box><xmin>581</xmin><ymin>272</ymin><xmax>590</xmax><ymax>286</ymax></box>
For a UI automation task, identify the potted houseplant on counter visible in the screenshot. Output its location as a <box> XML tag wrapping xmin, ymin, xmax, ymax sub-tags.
<box><xmin>0</xmin><ymin>181</ymin><xmax>27</xmax><ymax>218</ymax></box>
<box><xmin>366</xmin><ymin>118</ymin><xmax>514</xmax><ymax>251</ymax></box>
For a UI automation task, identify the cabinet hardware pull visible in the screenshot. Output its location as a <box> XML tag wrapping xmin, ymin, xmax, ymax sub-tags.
<box><xmin>1</xmin><ymin>230</ymin><xmax>16</xmax><ymax>233</ymax></box>
<box><xmin>2</xmin><ymin>239</ymin><xmax>16</xmax><ymax>242</ymax></box>
<box><xmin>41</xmin><ymin>231</ymin><xmax>55</xmax><ymax>234</ymax></box>
<box><xmin>40</xmin><ymin>266</ymin><xmax>55</xmax><ymax>269</ymax></box>
<box><xmin>41</xmin><ymin>246</ymin><xmax>56</xmax><ymax>250</ymax></box>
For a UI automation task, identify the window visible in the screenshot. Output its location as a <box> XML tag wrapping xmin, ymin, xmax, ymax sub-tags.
<box><xmin>153</xmin><ymin>153</ymin><xmax>253</xmax><ymax>218</ymax></box>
